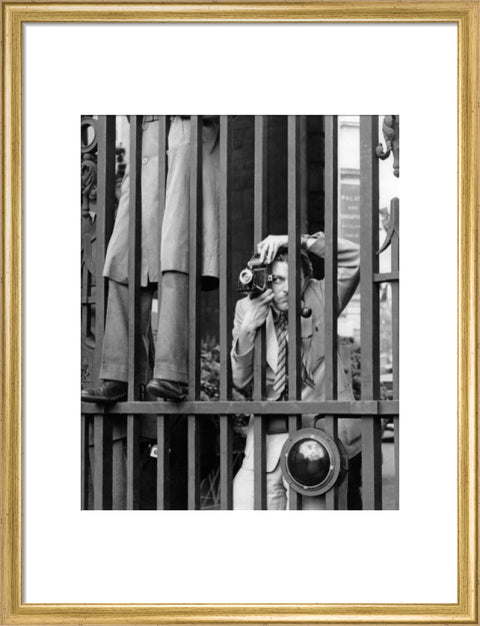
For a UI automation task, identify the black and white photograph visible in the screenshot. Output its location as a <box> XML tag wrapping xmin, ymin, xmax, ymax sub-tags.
<box><xmin>80</xmin><ymin>114</ymin><xmax>400</xmax><ymax>511</ymax></box>
<box><xmin>2</xmin><ymin>4</ymin><xmax>475</xmax><ymax>619</ymax></box>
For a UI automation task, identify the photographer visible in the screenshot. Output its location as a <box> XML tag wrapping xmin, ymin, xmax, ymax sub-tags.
<box><xmin>231</xmin><ymin>232</ymin><xmax>362</xmax><ymax>510</ymax></box>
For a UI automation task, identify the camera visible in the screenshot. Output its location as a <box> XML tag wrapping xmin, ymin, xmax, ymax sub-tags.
<box><xmin>237</xmin><ymin>252</ymin><xmax>313</xmax><ymax>317</ymax></box>
<box><xmin>237</xmin><ymin>254</ymin><xmax>272</xmax><ymax>298</ymax></box>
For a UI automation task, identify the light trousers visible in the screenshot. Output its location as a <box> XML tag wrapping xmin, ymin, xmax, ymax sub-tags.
<box><xmin>100</xmin><ymin>271</ymin><xmax>188</xmax><ymax>384</ymax></box>
<box><xmin>233</xmin><ymin>462</ymin><xmax>327</xmax><ymax>510</ymax></box>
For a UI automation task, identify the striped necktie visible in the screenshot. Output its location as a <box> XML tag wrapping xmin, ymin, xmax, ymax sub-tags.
<box><xmin>273</xmin><ymin>314</ymin><xmax>288</xmax><ymax>399</ymax></box>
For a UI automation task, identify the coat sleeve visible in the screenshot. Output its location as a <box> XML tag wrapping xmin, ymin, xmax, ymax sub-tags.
<box><xmin>307</xmin><ymin>232</ymin><xmax>360</xmax><ymax>314</ymax></box>
<box><xmin>230</xmin><ymin>298</ymin><xmax>255</xmax><ymax>390</ymax></box>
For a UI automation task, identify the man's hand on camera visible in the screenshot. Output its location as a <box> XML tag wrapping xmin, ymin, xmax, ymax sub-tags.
<box><xmin>240</xmin><ymin>289</ymin><xmax>275</xmax><ymax>333</ymax></box>
<box><xmin>257</xmin><ymin>235</ymin><xmax>288</xmax><ymax>264</ymax></box>
<box><xmin>236</xmin><ymin>290</ymin><xmax>274</xmax><ymax>355</ymax></box>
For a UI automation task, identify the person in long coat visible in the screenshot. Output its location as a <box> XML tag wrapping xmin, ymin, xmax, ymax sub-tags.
<box><xmin>82</xmin><ymin>115</ymin><xmax>220</xmax><ymax>403</ymax></box>
<box><xmin>230</xmin><ymin>232</ymin><xmax>361</xmax><ymax>509</ymax></box>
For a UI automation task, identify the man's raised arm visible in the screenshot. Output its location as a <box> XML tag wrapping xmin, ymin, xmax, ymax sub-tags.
<box><xmin>305</xmin><ymin>232</ymin><xmax>360</xmax><ymax>313</ymax></box>
<box><xmin>257</xmin><ymin>232</ymin><xmax>360</xmax><ymax>314</ymax></box>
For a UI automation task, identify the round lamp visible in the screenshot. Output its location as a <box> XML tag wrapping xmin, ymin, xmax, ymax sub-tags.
<box><xmin>280</xmin><ymin>428</ymin><xmax>346</xmax><ymax>496</ymax></box>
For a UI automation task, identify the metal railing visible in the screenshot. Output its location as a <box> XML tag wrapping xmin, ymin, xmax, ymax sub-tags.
<box><xmin>81</xmin><ymin>115</ymin><xmax>399</xmax><ymax>510</ymax></box>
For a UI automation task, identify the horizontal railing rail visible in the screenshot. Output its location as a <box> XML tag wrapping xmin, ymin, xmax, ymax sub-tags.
<box><xmin>82</xmin><ymin>400</ymin><xmax>399</xmax><ymax>415</ymax></box>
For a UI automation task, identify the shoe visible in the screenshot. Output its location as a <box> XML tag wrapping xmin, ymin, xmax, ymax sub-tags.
<box><xmin>146</xmin><ymin>378</ymin><xmax>187</xmax><ymax>402</ymax></box>
<box><xmin>81</xmin><ymin>380</ymin><xmax>127</xmax><ymax>404</ymax></box>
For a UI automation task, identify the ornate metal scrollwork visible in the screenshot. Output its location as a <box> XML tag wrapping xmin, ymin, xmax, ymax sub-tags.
<box><xmin>81</xmin><ymin>116</ymin><xmax>98</xmax><ymax>218</ymax></box>
<box><xmin>81</xmin><ymin>117</ymin><xmax>99</xmax><ymax>375</ymax></box>
<box><xmin>81</xmin><ymin>155</ymin><xmax>97</xmax><ymax>218</ymax></box>
<box><xmin>376</xmin><ymin>115</ymin><xmax>399</xmax><ymax>177</ymax></box>
<box><xmin>81</xmin><ymin>116</ymin><xmax>98</xmax><ymax>154</ymax></box>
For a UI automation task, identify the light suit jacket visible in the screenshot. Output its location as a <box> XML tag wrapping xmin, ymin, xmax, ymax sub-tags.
<box><xmin>103</xmin><ymin>116</ymin><xmax>220</xmax><ymax>287</ymax></box>
<box><xmin>231</xmin><ymin>233</ymin><xmax>361</xmax><ymax>471</ymax></box>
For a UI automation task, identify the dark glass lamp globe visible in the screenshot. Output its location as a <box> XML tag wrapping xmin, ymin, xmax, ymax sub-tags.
<box><xmin>287</xmin><ymin>439</ymin><xmax>332</xmax><ymax>487</ymax></box>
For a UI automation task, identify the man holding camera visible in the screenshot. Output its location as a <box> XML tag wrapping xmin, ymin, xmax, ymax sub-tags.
<box><xmin>231</xmin><ymin>232</ymin><xmax>362</xmax><ymax>510</ymax></box>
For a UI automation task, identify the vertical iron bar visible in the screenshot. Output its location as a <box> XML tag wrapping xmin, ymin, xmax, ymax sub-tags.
<box><xmin>299</xmin><ymin>116</ymin><xmax>309</xmax><ymax>233</ymax></box>
<box><xmin>362</xmin><ymin>419</ymin><xmax>382</xmax><ymax>509</ymax></box>
<box><xmin>287</xmin><ymin>115</ymin><xmax>302</xmax><ymax>399</ymax></box>
<box><xmin>324</xmin><ymin>417</ymin><xmax>343</xmax><ymax>509</ymax></box>
<box><xmin>287</xmin><ymin>116</ymin><xmax>302</xmax><ymax>510</ymax></box>
<box><xmin>324</xmin><ymin>115</ymin><xmax>339</xmax><ymax>402</ymax></box>
<box><xmin>156</xmin><ymin>416</ymin><xmax>171</xmax><ymax>510</ymax></box>
<box><xmin>188</xmin><ymin>115</ymin><xmax>203</xmax><ymax>400</ymax></box>
<box><xmin>288</xmin><ymin>416</ymin><xmax>302</xmax><ymax>509</ymax></box>
<box><xmin>93</xmin><ymin>414</ymin><xmax>112</xmax><ymax>510</ymax></box>
<box><xmin>253</xmin><ymin>115</ymin><xmax>268</xmax><ymax>400</ymax></box>
<box><xmin>324</xmin><ymin>115</ymin><xmax>340</xmax><ymax>510</ymax></box>
<box><xmin>126</xmin><ymin>116</ymin><xmax>143</xmax><ymax>509</ymax></box>
<box><xmin>219</xmin><ymin>116</ymin><xmax>233</xmax><ymax>401</ymax></box>
<box><xmin>219</xmin><ymin>116</ymin><xmax>233</xmax><ymax>509</ymax></box>
<box><xmin>156</xmin><ymin>116</ymin><xmax>168</xmax><ymax>303</ymax></box>
<box><xmin>188</xmin><ymin>116</ymin><xmax>203</xmax><ymax>509</ymax></box>
<box><xmin>91</xmin><ymin>116</ymin><xmax>115</xmax><ymax>511</ymax></box>
<box><xmin>253</xmin><ymin>115</ymin><xmax>268</xmax><ymax>509</ymax></box>
<box><xmin>360</xmin><ymin>115</ymin><xmax>382</xmax><ymax>510</ymax></box>
<box><xmin>188</xmin><ymin>415</ymin><xmax>201</xmax><ymax>510</ymax></box>
<box><xmin>393</xmin><ymin>418</ymin><xmax>400</xmax><ymax>508</ymax></box>
<box><xmin>219</xmin><ymin>416</ymin><xmax>233</xmax><ymax>509</ymax></box>
<box><xmin>154</xmin><ymin>116</ymin><xmax>169</xmax><ymax>509</ymax></box>
<box><xmin>336</xmin><ymin>456</ymin><xmax>349</xmax><ymax>510</ymax></box>
<box><xmin>253</xmin><ymin>416</ymin><xmax>266</xmax><ymax>510</ymax></box>
<box><xmin>81</xmin><ymin>414</ymin><xmax>90</xmax><ymax>510</ymax></box>
<box><xmin>127</xmin><ymin>115</ymin><xmax>143</xmax><ymax>397</ymax></box>
<box><xmin>94</xmin><ymin>116</ymin><xmax>116</xmax><ymax>382</ymax></box>
<box><xmin>126</xmin><ymin>418</ymin><xmax>140</xmax><ymax>509</ymax></box>
<box><xmin>391</xmin><ymin>197</ymin><xmax>400</xmax><ymax>509</ymax></box>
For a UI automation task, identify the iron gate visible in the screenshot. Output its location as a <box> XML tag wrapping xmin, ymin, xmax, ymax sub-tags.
<box><xmin>81</xmin><ymin>115</ymin><xmax>399</xmax><ymax>510</ymax></box>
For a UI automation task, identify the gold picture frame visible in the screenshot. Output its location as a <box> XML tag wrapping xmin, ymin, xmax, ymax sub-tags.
<box><xmin>1</xmin><ymin>1</ymin><xmax>478</xmax><ymax>623</ymax></box>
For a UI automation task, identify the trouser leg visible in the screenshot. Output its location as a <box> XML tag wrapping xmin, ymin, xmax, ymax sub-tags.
<box><xmin>100</xmin><ymin>280</ymin><xmax>153</xmax><ymax>384</ymax></box>
<box><xmin>233</xmin><ymin>467</ymin><xmax>254</xmax><ymax>510</ymax></box>
<box><xmin>233</xmin><ymin>464</ymin><xmax>289</xmax><ymax>510</ymax></box>
<box><xmin>267</xmin><ymin>464</ymin><xmax>289</xmax><ymax>510</ymax></box>
<box><xmin>153</xmin><ymin>271</ymin><xmax>189</xmax><ymax>384</ymax></box>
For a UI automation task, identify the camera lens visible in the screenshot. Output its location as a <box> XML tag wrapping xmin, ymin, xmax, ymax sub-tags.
<box><xmin>239</xmin><ymin>268</ymin><xmax>253</xmax><ymax>285</ymax></box>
